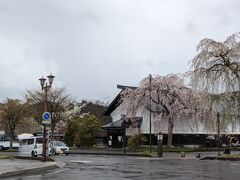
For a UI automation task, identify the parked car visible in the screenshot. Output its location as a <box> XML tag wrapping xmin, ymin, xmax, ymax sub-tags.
<box><xmin>0</xmin><ymin>132</ymin><xmax>20</xmax><ymax>150</ymax></box>
<box><xmin>50</xmin><ymin>141</ymin><xmax>69</xmax><ymax>155</ymax></box>
<box><xmin>18</xmin><ymin>134</ymin><xmax>51</xmax><ymax>157</ymax></box>
<box><xmin>0</xmin><ymin>141</ymin><xmax>20</xmax><ymax>150</ymax></box>
<box><xmin>232</xmin><ymin>142</ymin><xmax>240</xmax><ymax>147</ymax></box>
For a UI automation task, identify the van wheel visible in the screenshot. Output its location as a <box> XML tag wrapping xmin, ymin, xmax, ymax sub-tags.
<box><xmin>52</xmin><ymin>150</ymin><xmax>56</xmax><ymax>155</ymax></box>
<box><xmin>31</xmin><ymin>151</ymin><xmax>37</xmax><ymax>158</ymax></box>
<box><xmin>0</xmin><ymin>146</ymin><xmax>3</xmax><ymax>151</ymax></box>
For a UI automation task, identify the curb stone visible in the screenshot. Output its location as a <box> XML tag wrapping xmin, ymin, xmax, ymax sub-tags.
<box><xmin>68</xmin><ymin>152</ymin><xmax>153</xmax><ymax>157</ymax></box>
<box><xmin>200</xmin><ymin>156</ymin><xmax>240</xmax><ymax>161</ymax></box>
<box><xmin>14</xmin><ymin>155</ymin><xmax>54</xmax><ymax>161</ymax></box>
<box><xmin>0</xmin><ymin>162</ymin><xmax>59</xmax><ymax>178</ymax></box>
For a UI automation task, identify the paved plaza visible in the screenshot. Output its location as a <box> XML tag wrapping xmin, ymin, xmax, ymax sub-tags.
<box><xmin>1</xmin><ymin>154</ymin><xmax>240</xmax><ymax>180</ymax></box>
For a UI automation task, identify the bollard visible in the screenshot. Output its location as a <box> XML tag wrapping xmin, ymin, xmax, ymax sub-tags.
<box><xmin>181</xmin><ymin>152</ymin><xmax>185</xmax><ymax>157</ymax></box>
<box><xmin>196</xmin><ymin>153</ymin><xmax>201</xmax><ymax>158</ymax></box>
<box><xmin>157</xmin><ymin>132</ymin><xmax>163</xmax><ymax>158</ymax></box>
<box><xmin>223</xmin><ymin>148</ymin><xmax>230</xmax><ymax>154</ymax></box>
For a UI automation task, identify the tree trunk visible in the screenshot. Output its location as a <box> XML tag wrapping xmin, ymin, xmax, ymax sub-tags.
<box><xmin>167</xmin><ymin>115</ymin><xmax>174</xmax><ymax>147</ymax></box>
<box><xmin>9</xmin><ymin>131</ymin><xmax>13</xmax><ymax>149</ymax></box>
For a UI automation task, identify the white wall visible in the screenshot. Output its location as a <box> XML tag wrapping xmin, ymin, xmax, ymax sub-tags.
<box><xmin>111</xmin><ymin>103</ymin><xmax>240</xmax><ymax>135</ymax></box>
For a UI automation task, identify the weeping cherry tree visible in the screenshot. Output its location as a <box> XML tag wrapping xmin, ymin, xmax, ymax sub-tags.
<box><xmin>121</xmin><ymin>74</ymin><xmax>198</xmax><ymax>147</ymax></box>
<box><xmin>189</xmin><ymin>32</ymin><xmax>240</xmax><ymax>128</ymax></box>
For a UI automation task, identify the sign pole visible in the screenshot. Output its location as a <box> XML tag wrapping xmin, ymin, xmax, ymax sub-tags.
<box><xmin>43</xmin><ymin>87</ymin><xmax>48</xmax><ymax>161</ymax></box>
<box><xmin>42</xmin><ymin>111</ymin><xmax>51</xmax><ymax>161</ymax></box>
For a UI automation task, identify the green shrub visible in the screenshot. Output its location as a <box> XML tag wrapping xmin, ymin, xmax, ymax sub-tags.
<box><xmin>64</xmin><ymin>115</ymin><xmax>101</xmax><ymax>147</ymax></box>
<box><xmin>128</xmin><ymin>134</ymin><xmax>147</xmax><ymax>152</ymax></box>
<box><xmin>73</xmin><ymin>115</ymin><xmax>101</xmax><ymax>147</ymax></box>
<box><xmin>64</xmin><ymin>128</ymin><xmax>75</xmax><ymax>146</ymax></box>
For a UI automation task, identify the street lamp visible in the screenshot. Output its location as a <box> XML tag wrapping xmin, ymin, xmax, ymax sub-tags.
<box><xmin>157</xmin><ymin>132</ymin><xmax>163</xmax><ymax>157</ymax></box>
<box><xmin>39</xmin><ymin>73</ymin><xmax>55</xmax><ymax>161</ymax></box>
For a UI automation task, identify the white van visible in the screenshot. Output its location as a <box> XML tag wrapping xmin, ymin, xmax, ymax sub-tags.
<box><xmin>18</xmin><ymin>135</ymin><xmax>51</xmax><ymax>157</ymax></box>
<box><xmin>0</xmin><ymin>131</ymin><xmax>20</xmax><ymax>150</ymax></box>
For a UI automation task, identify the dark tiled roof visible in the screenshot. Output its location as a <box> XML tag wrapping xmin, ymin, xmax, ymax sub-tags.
<box><xmin>102</xmin><ymin>119</ymin><xmax>124</xmax><ymax>128</ymax></box>
<box><xmin>103</xmin><ymin>91</ymin><xmax>122</xmax><ymax>116</ymax></box>
<box><xmin>117</xmin><ymin>84</ymin><xmax>137</xmax><ymax>90</ymax></box>
<box><xmin>103</xmin><ymin>84</ymin><xmax>137</xmax><ymax>116</ymax></box>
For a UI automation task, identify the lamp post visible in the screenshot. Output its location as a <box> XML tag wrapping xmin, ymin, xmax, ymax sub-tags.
<box><xmin>39</xmin><ymin>73</ymin><xmax>55</xmax><ymax>161</ymax></box>
<box><xmin>157</xmin><ymin>132</ymin><xmax>163</xmax><ymax>157</ymax></box>
<box><xmin>149</xmin><ymin>74</ymin><xmax>152</xmax><ymax>154</ymax></box>
<box><xmin>217</xmin><ymin>112</ymin><xmax>220</xmax><ymax>156</ymax></box>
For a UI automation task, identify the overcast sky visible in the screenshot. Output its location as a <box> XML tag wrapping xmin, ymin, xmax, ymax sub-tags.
<box><xmin>0</xmin><ymin>0</ymin><xmax>239</xmax><ymax>103</ymax></box>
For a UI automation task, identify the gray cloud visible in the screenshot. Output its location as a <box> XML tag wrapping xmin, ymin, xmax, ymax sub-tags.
<box><xmin>0</xmin><ymin>0</ymin><xmax>240</xmax><ymax>102</ymax></box>
<box><xmin>185</xmin><ymin>22</ymin><xmax>197</xmax><ymax>34</ymax></box>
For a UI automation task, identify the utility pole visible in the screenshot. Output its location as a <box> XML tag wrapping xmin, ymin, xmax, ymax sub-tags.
<box><xmin>122</xmin><ymin>114</ymin><xmax>126</xmax><ymax>154</ymax></box>
<box><xmin>149</xmin><ymin>74</ymin><xmax>152</xmax><ymax>154</ymax></box>
<box><xmin>217</xmin><ymin>112</ymin><xmax>220</xmax><ymax>156</ymax></box>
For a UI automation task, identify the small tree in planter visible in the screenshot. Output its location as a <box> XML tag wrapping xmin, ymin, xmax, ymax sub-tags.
<box><xmin>128</xmin><ymin>134</ymin><xmax>147</xmax><ymax>152</ymax></box>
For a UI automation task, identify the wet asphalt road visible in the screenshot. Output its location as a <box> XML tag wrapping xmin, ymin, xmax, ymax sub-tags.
<box><xmin>5</xmin><ymin>154</ymin><xmax>240</xmax><ymax>180</ymax></box>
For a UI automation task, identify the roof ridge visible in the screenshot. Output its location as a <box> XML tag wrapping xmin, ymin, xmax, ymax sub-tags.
<box><xmin>117</xmin><ymin>84</ymin><xmax>137</xmax><ymax>90</ymax></box>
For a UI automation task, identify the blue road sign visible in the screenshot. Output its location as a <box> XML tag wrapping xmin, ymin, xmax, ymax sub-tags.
<box><xmin>42</xmin><ymin>112</ymin><xmax>51</xmax><ymax>124</ymax></box>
